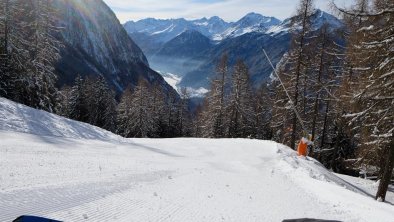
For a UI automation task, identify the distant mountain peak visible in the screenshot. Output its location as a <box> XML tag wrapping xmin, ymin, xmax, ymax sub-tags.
<box><xmin>124</xmin><ymin>13</ymin><xmax>282</xmax><ymax>42</ymax></box>
<box><xmin>208</xmin><ymin>16</ymin><xmax>223</xmax><ymax>21</ymax></box>
<box><xmin>266</xmin><ymin>9</ymin><xmax>343</xmax><ymax>36</ymax></box>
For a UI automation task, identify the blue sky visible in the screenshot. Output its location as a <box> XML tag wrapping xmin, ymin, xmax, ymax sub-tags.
<box><xmin>103</xmin><ymin>0</ymin><xmax>354</xmax><ymax>23</ymax></box>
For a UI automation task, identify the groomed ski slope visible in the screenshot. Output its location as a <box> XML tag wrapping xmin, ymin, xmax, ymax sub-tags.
<box><xmin>0</xmin><ymin>98</ymin><xmax>393</xmax><ymax>222</ymax></box>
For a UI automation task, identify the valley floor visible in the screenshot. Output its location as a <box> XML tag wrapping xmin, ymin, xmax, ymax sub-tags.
<box><xmin>0</xmin><ymin>98</ymin><xmax>393</xmax><ymax>222</ymax></box>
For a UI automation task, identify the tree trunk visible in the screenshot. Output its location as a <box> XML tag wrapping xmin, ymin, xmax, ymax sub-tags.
<box><xmin>320</xmin><ymin>99</ymin><xmax>330</xmax><ymax>148</ymax></box>
<box><xmin>290</xmin><ymin>0</ymin><xmax>309</xmax><ymax>150</ymax></box>
<box><xmin>375</xmin><ymin>137</ymin><xmax>394</xmax><ymax>202</ymax></box>
<box><xmin>311</xmin><ymin>94</ymin><xmax>320</xmax><ymax>141</ymax></box>
<box><xmin>4</xmin><ymin>0</ymin><xmax>9</xmax><ymax>55</ymax></box>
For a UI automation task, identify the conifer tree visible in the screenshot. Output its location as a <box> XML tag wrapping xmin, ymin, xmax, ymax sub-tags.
<box><xmin>336</xmin><ymin>0</ymin><xmax>394</xmax><ymax>201</ymax></box>
<box><xmin>151</xmin><ymin>82</ymin><xmax>167</xmax><ymax>136</ymax></box>
<box><xmin>0</xmin><ymin>0</ymin><xmax>61</xmax><ymax>112</ymax></box>
<box><xmin>227</xmin><ymin>60</ymin><xmax>255</xmax><ymax>138</ymax></box>
<box><xmin>0</xmin><ymin>0</ymin><xmax>31</xmax><ymax>100</ymax></box>
<box><xmin>88</xmin><ymin>77</ymin><xmax>117</xmax><ymax>132</ymax></box>
<box><xmin>117</xmin><ymin>85</ymin><xmax>134</xmax><ymax>137</ymax></box>
<box><xmin>128</xmin><ymin>79</ymin><xmax>158</xmax><ymax>138</ymax></box>
<box><xmin>27</xmin><ymin>0</ymin><xmax>61</xmax><ymax>112</ymax></box>
<box><xmin>272</xmin><ymin>0</ymin><xmax>316</xmax><ymax>149</ymax></box>
<box><xmin>202</xmin><ymin>54</ymin><xmax>229</xmax><ymax>138</ymax></box>
<box><xmin>68</xmin><ymin>75</ymin><xmax>88</xmax><ymax>122</ymax></box>
<box><xmin>255</xmin><ymin>84</ymin><xmax>273</xmax><ymax>140</ymax></box>
<box><xmin>177</xmin><ymin>87</ymin><xmax>192</xmax><ymax>137</ymax></box>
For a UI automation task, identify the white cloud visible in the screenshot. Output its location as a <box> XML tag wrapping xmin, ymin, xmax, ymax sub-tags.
<box><xmin>103</xmin><ymin>0</ymin><xmax>354</xmax><ymax>23</ymax></box>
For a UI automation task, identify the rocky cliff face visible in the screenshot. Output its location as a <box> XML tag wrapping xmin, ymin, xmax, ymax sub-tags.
<box><xmin>53</xmin><ymin>0</ymin><xmax>174</xmax><ymax>95</ymax></box>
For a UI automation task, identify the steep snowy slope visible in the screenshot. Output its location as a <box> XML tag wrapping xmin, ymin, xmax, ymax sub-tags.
<box><xmin>1</xmin><ymin>98</ymin><xmax>393</xmax><ymax>222</ymax></box>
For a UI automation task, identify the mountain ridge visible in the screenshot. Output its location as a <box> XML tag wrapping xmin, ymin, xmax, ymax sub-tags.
<box><xmin>53</xmin><ymin>0</ymin><xmax>176</xmax><ymax>96</ymax></box>
<box><xmin>124</xmin><ymin>12</ymin><xmax>282</xmax><ymax>44</ymax></box>
<box><xmin>124</xmin><ymin>9</ymin><xmax>344</xmax><ymax>93</ymax></box>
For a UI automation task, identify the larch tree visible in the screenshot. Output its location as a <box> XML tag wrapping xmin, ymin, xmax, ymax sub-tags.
<box><xmin>150</xmin><ymin>82</ymin><xmax>167</xmax><ymax>137</ymax></box>
<box><xmin>68</xmin><ymin>75</ymin><xmax>88</xmax><ymax>122</ymax></box>
<box><xmin>117</xmin><ymin>85</ymin><xmax>134</xmax><ymax>138</ymax></box>
<box><xmin>336</xmin><ymin>0</ymin><xmax>394</xmax><ymax>201</ymax></box>
<box><xmin>0</xmin><ymin>0</ymin><xmax>61</xmax><ymax>112</ymax></box>
<box><xmin>289</xmin><ymin>0</ymin><xmax>316</xmax><ymax>149</ymax></box>
<box><xmin>128</xmin><ymin>79</ymin><xmax>158</xmax><ymax>138</ymax></box>
<box><xmin>272</xmin><ymin>0</ymin><xmax>316</xmax><ymax>149</ymax></box>
<box><xmin>254</xmin><ymin>84</ymin><xmax>273</xmax><ymax>140</ymax></box>
<box><xmin>87</xmin><ymin>76</ymin><xmax>117</xmax><ymax>132</ymax></box>
<box><xmin>227</xmin><ymin>59</ymin><xmax>255</xmax><ymax>138</ymax></box>
<box><xmin>177</xmin><ymin>87</ymin><xmax>192</xmax><ymax>137</ymax></box>
<box><xmin>0</xmin><ymin>0</ymin><xmax>31</xmax><ymax>101</ymax></box>
<box><xmin>202</xmin><ymin>53</ymin><xmax>229</xmax><ymax>138</ymax></box>
<box><xmin>28</xmin><ymin>0</ymin><xmax>61</xmax><ymax>112</ymax></box>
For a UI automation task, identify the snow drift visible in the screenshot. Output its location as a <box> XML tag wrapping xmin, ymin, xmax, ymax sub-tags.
<box><xmin>0</xmin><ymin>97</ymin><xmax>393</xmax><ymax>222</ymax></box>
<box><xmin>0</xmin><ymin>97</ymin><xmax>120</xmax><ymax>141</ymax></box>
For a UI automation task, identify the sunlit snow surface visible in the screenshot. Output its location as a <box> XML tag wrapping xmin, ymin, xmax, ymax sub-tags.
<box><xmin>0</xmin><ymin>98</ymin><xmax>393</xmax><ymax>222</ymax></box>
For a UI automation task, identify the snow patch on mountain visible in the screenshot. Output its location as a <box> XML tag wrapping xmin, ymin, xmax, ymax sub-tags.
<box><xmin>157</xmin><ymin>71</ymin><xmax>208</xmax><ymax>98</ymax></box>
<box><xmin>157</xmin><ymin>71</ymin><xmax>182</xmax><ymax>91</ymax></box>
<box><xmin>267</xmin><ymin>9</ymin><xmax>343</xmax><ymax>37</ymax></box>
<box><xmin>218</xmin><ymin>13</ymin><xmax>281</xmax><ymax>40</ymax></box>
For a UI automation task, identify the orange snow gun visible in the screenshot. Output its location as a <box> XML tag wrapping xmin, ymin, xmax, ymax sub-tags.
<box><xmin>297</xmin><ymin>137</ymin><xmax>308</xmax><ymax>157</ymax></box>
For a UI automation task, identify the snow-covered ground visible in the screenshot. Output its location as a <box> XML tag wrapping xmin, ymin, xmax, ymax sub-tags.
<box><xmin>0</xmin><ymin>97</ymin><xmax>393</xmax><ymax>222</ymax></box>
<box><xmin>157</xmin><ymin>71</ymin><xmax>209</xmax><ymax>98</ymax></box>
<box><xmin>157</xmin><ymin>71</ymin><xmax>182</xmax><ymax>92</ymax></box>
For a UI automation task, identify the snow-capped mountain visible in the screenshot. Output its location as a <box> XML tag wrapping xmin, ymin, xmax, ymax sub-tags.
<box><xmin>217</xmin><ymin>13</ymin><xmax>281</xmax><ymax>40</ymax></box>
<box><xmin>124</xmin><ymin>18</ymin><xmax>192</xmax><ymax>44</ymax></box>
<box><xmin>124</xmin><ymin>13</ymin><xmax>283</xmax><ymax>42</ymax></box>
<box><xmin>267</xmin><ymin>9</ymin><xmax>344</xmax><ymax>36</ymax></box>
<box><xmin>53</xmin><ymin>0</ymin><xmax>174</xmax><ymax>95</ymax></box>
<box><xmin>124</xmin><ymin>10</ymin><xmax>344</xmax><ymax>95</ymax></box>
<box><xmin>124</xmin><ymin>16</ymin><xmax>232</xmax><ymax>44</ymax></box>
<box><xmin>123</xmin><ymin>12</ymin><xmax>284</xmax><ymax>57</ymax></box>
<box><xmin>192</xmin><ymin>16</ymin><xmax>231</xmax><ymax>38</ymax></box>
<box><xmin>177</xmin><ymin>9</ymin><xmax>345</xmax><ymax>90</ymax></box>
